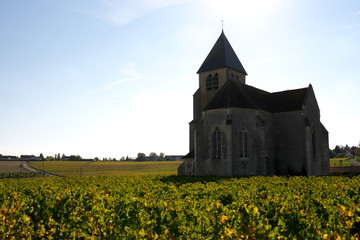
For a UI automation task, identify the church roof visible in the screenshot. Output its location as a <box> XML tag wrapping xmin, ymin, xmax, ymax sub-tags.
<box><xmin>203</xmin><ymin>80</ymin><xmax>308</xmax><ymax>113</ymax></box>
<box><xmin>266</xmin><ymin>88</ymin><xmax>308</xmax><ymax>113</ymax></box>
<box><xmin>197</xmin><ymin>31</ymin><xmax>247</xmax><ymax>75</ymax></box>
<box><xmin>203</xmin><ymin>80</ymin><xmax>267</xmax><ymax>110</ymax></box>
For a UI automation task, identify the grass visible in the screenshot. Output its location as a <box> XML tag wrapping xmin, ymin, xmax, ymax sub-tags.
<box><xmin>329</xmin><ymin>158</ymin><xmax>353</xmax><ymax>167</ymax></box>
<box><xmin>30</xmin><ymin>161</ymin><xmax>182</xmax><ymax>177</ymax></box>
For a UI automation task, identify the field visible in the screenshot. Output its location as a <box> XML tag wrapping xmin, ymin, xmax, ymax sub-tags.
<box><xmin>1</xmin><ymin>175</ymin><xmax>359</xmax><ymax>239</ymax></box>
<box><xmin>330</xmin><ymin>158</ymin><xmax>353</xmax><ymax>167</ymax></box>
<box><xmin>0</xmin><ymin>161</ymin><xmax>30</xmax><ymax>172</ymax></box>
<box><xmin>0</xmin><ymin>161</ymin><xmax>43</xmax><ymax>178</ymax></box>
<box><xmin>30</xmin><ymin>161</ymin><xmax>182</xmax><ymax>176</ymax></box>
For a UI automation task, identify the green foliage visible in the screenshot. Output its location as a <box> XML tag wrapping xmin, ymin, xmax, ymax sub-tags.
<box><xmin>0</xmin><ymin>172</ymin><xmax>42</xmax><ymax>179</ymax></box>
<box><xmin>135</xmin><ymin>152</ymin><xmax>170</xmax><ymax>161</ymax></box>
<box><xmin>329</xmin><ymin>149</ymin><xmax>336</xmax><ymax>158</ymax></box>
<box><xmin>0</xmin><ymin>176</ymin><xmax>359</xmax><ymax>239</ymax></box>
<box><xmin>68</xmin><ymin>155</ymin><xmax>82</xmax><ymax>161</ymax></box>
<box><xmin>136</xmin><ymin>152</ymin><xmax>147</xmax><ymax>161</ymax></box>
<box><xmin>30</xmin><ymin>161</ymin><xmax>181</xmax><ymax>177</ymax></box>
<box><xmin>332</xmin><ymin>144</ymin><xmax>359</xmax><ymax>159</ymax></box>
<box><xmin>329</xmin><ymin>158</ymin><xmax>353</xmax><ymax>167</ymax></box>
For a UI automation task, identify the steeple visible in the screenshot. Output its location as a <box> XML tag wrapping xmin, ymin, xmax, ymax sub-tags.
<box><xmin>197</xmin><ymin>31</ymin><xmax>247</xmax><ymax>75</ymax></box>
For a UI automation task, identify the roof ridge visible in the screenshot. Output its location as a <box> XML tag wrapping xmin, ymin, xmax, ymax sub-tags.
<box><xmin>270</xmin><ymin>86</ymin><xmax>308</xmax><ymax>95</ymax></box>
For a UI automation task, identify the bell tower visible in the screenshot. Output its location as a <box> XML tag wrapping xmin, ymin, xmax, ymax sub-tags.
<box><xmin>196</xmin><ymin>30</ymin><xmax>248</xmax><ymax>112</ymax></box>
<box><xmin>189</xmin><ymin>30</ymin><xmax>248</xmax><ymax>154</ymax></box>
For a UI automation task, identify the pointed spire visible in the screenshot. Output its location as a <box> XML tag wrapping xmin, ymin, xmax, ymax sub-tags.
<box><xmin>197</xmin><ymin>31</ymin><xmax>247</xmax><ymax>75</ymax></box>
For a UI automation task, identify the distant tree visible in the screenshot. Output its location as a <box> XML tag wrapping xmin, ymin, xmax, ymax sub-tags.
<box><xmin>39</xmin><ymin>153</ymin><xmax>44</xmax><ymax>160</ymax></box>
<box><xmin>69</xmin><ymin>155</ymin><xmax>82</xmax><ymax>161</ymax></box>
<box><xmin>159</xmin><ymin>152</ymin><xmax>165</xmax><ymax>159</ymax></box>
<box><xmin>334</xmin><ymin>145</ymin><xmax>342</xmax><ymax>154</ymax></box>
<box><xmin>356</xmin><ymin>148</ymin><xmax>360</xmax><ymax>157</ymax></box>
<box><xmin>45</xmin><ymin>156</ymin><xmax>54</xmax><ymax>161</ymax></box>
<box><xmin>149</xmin><ymin>152</ymin><xmax>158</xmax><ymax>161</ymax></box>
<box><xmin>356</xmin><ymin>142</ymin><xmax>360</xmax><ymax>157</ymax></box>
<box><xmin>136</xmin><ymin>153</ymin><xmax>147</xmax><ymax>161</ymax></box>
<box><xmin>94</xmin><ymin>157</ymin><xmax>99</xmax><ymax>161</ymax></box>
<box><xmin>344</xmin><ymin>144</ymin><xmax>350</xmax><ymax>152</ymax></box>
<box><xmin>329</xmin><ymin>149</ymin><xmax>336</xmax><ymax>158</ymax></box>
<box><xmin>126</xmin><ymin>156</ymin><xmax>130</xmax><ymax>161</ymax></box>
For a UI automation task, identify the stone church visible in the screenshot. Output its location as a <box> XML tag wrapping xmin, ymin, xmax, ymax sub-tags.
<box><xmin>178</xmin><ymin>31</ymin><xmax>329</xmax><ymax>176</ymax></box>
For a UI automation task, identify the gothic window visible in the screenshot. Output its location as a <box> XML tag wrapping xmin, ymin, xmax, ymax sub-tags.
<box><xmin>240</xmin><ymin>127</ymin><xmax>249</xmax><ymax>158</ymax></box>
<box><xmin>212</xmin><ymin>128</ymin><xmax>222</xmax><ymax>159</ymax></box>
<box><xmin>213</xmin><ymin>73</ymin><xmax>219</xmax><ymax>89</ymax></box>
<box><xmin>206</xmin><ymin>74</ymin><xmax>212</xmax><ymax>91</ymax></box>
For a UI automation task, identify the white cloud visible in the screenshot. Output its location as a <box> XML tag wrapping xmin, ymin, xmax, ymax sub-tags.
<box><xmin>105</xmin><ymin>68</ymin><xmax>143</xmax><ymax>88</ymax></box>
<box><xmin>87</xmin><ymin>66</ymin><xmax>142</xmax><ymax>94</ymax></box>
<box><xmin>82</xmin><ymin>0</ymin><xmax>190</xmax><ymax>25</ymax></box>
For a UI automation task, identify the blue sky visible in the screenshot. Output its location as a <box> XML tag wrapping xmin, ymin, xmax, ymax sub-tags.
<box><xmin>1</xmin><ymin>0</ymin><xmax>359</xmax><ymax>159</ymax></box>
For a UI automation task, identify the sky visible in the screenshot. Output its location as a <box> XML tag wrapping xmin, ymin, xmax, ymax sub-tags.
<box><xmin>0</xmin><ymin>0</ymin><xmax>359</xmax><ymax>159</ymax></box>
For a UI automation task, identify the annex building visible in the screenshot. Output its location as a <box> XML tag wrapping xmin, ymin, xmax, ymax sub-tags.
<box><xmin>178</xmin><ymin>31</ymin><xmax>329</xmax><ymax>176</ymax></box>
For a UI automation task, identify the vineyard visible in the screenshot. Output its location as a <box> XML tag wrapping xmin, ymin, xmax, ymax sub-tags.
<box><xmin>1</xmin><ymin>175</ymin><xmax>359</xmax><ymax>239</ymax></box>
<box><xmin>29</xmin><ymin>161</ymin><xmax>182</xmax><ymax>176</ymax></box>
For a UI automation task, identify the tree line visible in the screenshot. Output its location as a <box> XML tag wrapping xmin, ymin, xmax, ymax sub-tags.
<box><xmin>329</xmin><ymin>144</ymin><xmax>360</xmax><ymax>158</ymax></box>
<box><xmin>44</xmin><ymin>152</ymin><xmax>177</xmax><ymax>161</ymax></box>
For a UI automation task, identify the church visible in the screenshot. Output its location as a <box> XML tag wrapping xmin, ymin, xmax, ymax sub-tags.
<box><xmin>178</xmin><ymin>31</ymin><xmax>329</xmax><ymax>176</ymax></box>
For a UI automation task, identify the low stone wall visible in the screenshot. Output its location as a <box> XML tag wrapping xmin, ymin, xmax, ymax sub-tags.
<box><xmin>330</xmin><ymin>166</ymin><xmax>360</xmax><ymax>175</ymax></box>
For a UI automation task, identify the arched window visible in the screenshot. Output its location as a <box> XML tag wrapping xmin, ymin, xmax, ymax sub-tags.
<box><xmin>213</xmin><ymin>73</ymin><xmax>219</xmax><ymax>90</ymax></box>
<box><xmin>205</xmin><ymin>73</ymin><xmax>219</xmax><ymax>91</ymax></box>
<box><xmin>206</xmin><ymin>74</ymin><xmax>212</xmax><ymax>91</ymax></box>
<box><xmin>240</xmin><ymin>127</ymin><xmax>248</xmax><ymax>158</ymax></box>
<box><xmin>212</xmin><ymin>128</ymin><xmax>221</xmax><ymax>159</ymax></box>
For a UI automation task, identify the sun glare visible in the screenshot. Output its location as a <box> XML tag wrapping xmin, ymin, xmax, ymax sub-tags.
<box><xmin>202</xmin><ymin>0</ymin><xmax>287</xmax><ymax>29</ymax></box>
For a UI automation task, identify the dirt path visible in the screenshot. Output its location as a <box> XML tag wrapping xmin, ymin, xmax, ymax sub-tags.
<box><xmin>21</xmin><ymin>162</ymin><xmax>60</xmax><ymax>177</ymax></box>
<box><xmin>350</xmin><ymin>158</ymin><xmax>360</xmax><ymax>166</ymax></box>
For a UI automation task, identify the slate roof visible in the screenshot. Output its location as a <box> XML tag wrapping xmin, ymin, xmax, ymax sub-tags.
<box><xmin>197</xmin><ymin>31</ymin><xmax>247</xmax><ymax>75</ymax></box>
<box><xmin>266</xmin><ymin>88</ymin><xmax>308</xmax><ymax>113</ymax></box>
<box><xmin>203</xmin><ymin>80</ymin><xmax>308</xmax><ymax>113</ymax></box>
